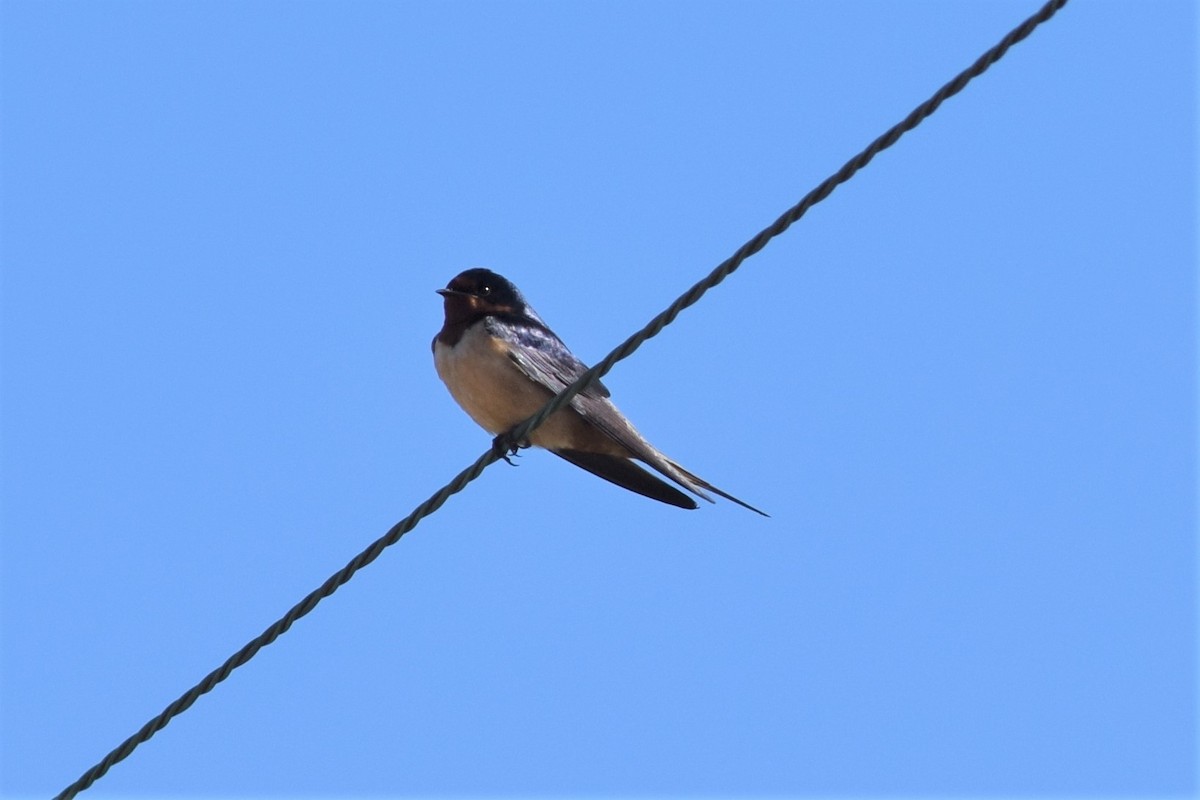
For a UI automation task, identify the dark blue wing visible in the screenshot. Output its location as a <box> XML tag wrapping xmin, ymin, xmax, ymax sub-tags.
<box><xmin>487</xmin><ymin>316</ymin><xmax>611</xmax><ymax>400</ymax></box>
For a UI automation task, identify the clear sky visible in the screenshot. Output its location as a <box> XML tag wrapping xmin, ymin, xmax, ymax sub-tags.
<box><xmin>2</xmin><ymin>1</ymin><xmax>1195</xmax><ymax>797</ymax></box>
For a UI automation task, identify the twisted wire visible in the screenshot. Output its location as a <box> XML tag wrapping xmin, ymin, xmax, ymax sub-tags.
<box><xmin>54</xmin><ymin>1</ymin><xmax>1069</xmax><ymax>797</ymax></box>
<box><xmin>504</xmin><ymin>0</ymin><xmax>1070</xmax><ymax>444</ymax></box>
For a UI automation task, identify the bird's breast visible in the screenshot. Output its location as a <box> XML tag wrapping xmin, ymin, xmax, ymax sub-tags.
<box><xmin>433</xmin><ymin>323</ymin><xmax>554</xmax><ymax>436</ymax></box>
<box><xmin>433</xmin><ymin>321</ymin><xmax>620</xmax><ymax>453</ymax></box>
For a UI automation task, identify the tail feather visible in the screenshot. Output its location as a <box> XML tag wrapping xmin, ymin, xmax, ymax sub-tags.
<box><xmin>553</xmin><ymin>449</ymin><xmax>699</xmax><ymax>510</ymax></box>
<box><xmin>664</xmin><ymin>459</ymin><xmax>770</xmax><ymax>517</ymax></box>
<box><xmin>662</xmin><ymin>460</ymin><xmax>772</xmax><ymax>515</ymax></box>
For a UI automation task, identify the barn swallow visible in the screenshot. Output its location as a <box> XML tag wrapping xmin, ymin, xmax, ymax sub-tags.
<box><xmin>432</xmin><ymin>268</ymin><xmax>766</xmax><ymax>515</ymax></box>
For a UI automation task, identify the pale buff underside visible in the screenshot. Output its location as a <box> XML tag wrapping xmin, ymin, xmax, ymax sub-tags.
<box><xmin>433</xmin><ymin>323</ymin><xmax>628</xmax><ymax>456</ymax></box>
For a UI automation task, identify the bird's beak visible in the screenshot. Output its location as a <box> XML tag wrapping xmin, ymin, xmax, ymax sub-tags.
<box><xmin>437</xmin><ymin>288</ymin><xmax>467</xmax><ymax>297</ymax></box>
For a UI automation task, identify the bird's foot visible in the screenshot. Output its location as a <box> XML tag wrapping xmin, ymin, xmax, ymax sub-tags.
<box><xmin>492</xmin><ymin>432</ymin><xmax>528</xmax><ymax>466</ymax></box>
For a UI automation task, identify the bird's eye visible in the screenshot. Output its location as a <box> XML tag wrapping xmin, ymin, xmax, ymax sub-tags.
<box><xmin>478</xmin><ymin>285</ymin><xmax>492</xmax><ymax>296</ymax></box>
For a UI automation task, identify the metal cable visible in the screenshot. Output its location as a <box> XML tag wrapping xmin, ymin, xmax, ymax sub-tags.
<box><xmin>54</xmin><ymin>1</ymin><xmax>1069</xmax><ymax>796</ymax></box>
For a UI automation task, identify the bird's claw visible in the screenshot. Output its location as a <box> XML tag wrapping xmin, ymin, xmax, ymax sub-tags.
<box><xmin>492</xmin><ymin>433</ymin><xmax>528</xmax><ymax>466</ymax></box>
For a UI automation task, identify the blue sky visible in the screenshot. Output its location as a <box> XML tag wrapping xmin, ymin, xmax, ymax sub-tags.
<box><xmin>2</xmin><ymin>0</ymin><xmax>1195</xmax><ymax>797</ymax></box>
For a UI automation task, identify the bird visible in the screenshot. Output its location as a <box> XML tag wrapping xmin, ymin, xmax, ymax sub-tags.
<box><xmin>432</xmin><ymin>268</ymin><xmax>766</xmax><ymax>515</ymax></box>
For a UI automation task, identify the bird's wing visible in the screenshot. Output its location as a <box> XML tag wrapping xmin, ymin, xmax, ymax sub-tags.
<box><xmin>491</xmin><ymin>316</ymin><xmax>686</xmax><ymax>462</ymax></box>
<box><xmin>489</xmin><ymin>316</ymin><xmax>611</xmax><ymax>400</ymax></box>
<box><xmin>491</xmin><ymin>316</ymin><xmax>768</xmax><ymax>516</ymax></box>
